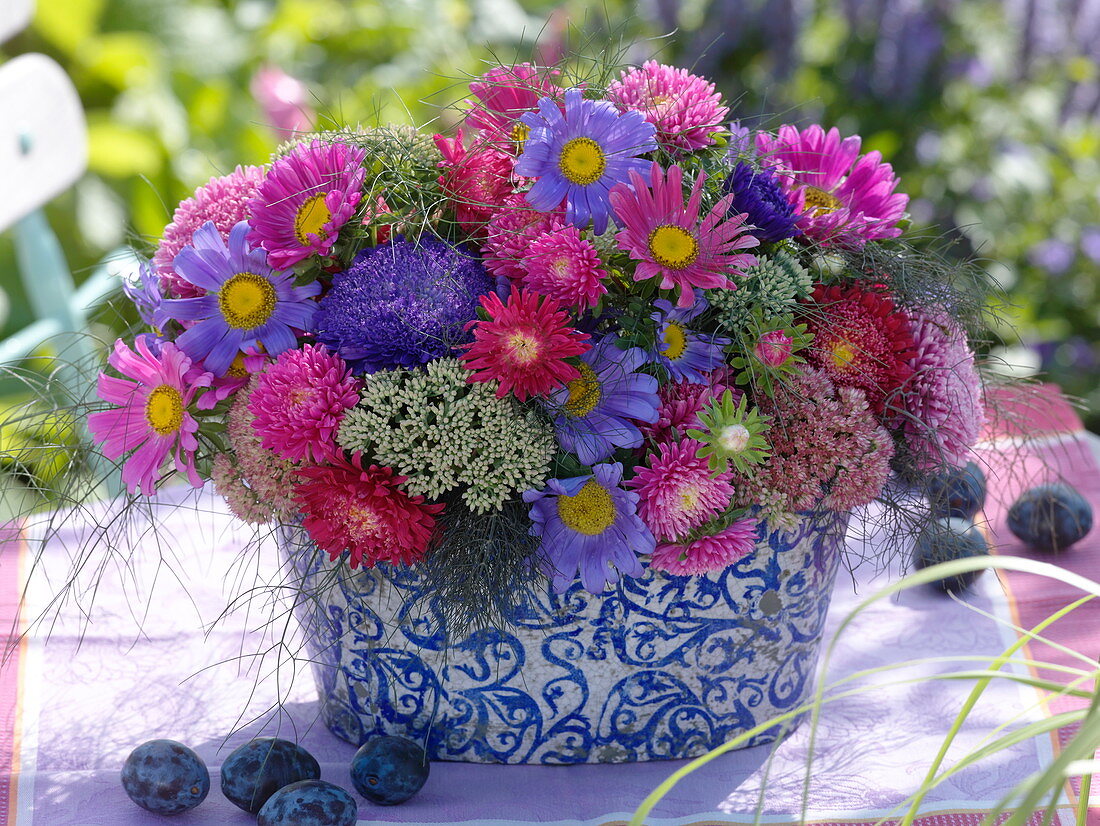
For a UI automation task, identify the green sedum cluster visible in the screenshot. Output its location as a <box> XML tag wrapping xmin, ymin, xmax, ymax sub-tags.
<box><xmin>337</xmin><ymin>358</ymin><xmax>554</xmax><ymax>513</ymax></box>
<box><xmin>707</xmin><ymin>247</ymin><xmax>812</xmax><ymax>328</ymax></box>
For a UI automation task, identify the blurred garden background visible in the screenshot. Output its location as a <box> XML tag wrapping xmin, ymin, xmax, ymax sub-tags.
<box><xmin>1</xmin><ymin>0</ymin><xmax>1098</xmax><ymax>501</ymax></box>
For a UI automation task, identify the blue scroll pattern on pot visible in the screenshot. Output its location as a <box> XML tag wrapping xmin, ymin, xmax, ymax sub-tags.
<box><xmin>284</xmin><ymin>509</ymin><xmax>850</xmax><ymax>764</ymax></box>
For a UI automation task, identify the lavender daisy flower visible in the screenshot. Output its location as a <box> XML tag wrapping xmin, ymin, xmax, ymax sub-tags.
<box><xmin>523</xmin><ymin>461</ymin><xmax>654</xmax><ymax>594</ymax></box>
<box><xmin>546</xmin><ymin>335</ymin><xmax>660</xmax><ymax>464</ymax></box>
<box><xmin>314</xmin><ymin>237</ymin><xmax>494</xmax><ymax>374</ymax></box>
<box><xmin>723</xmin><ymin>161</ymin><xmax>802</xmax><ymax>243</ymax></box>
<box><xmin>161</xmin><ymin>221</ymin><xmax>320</xmax><ymax>376</ymax></box>
<box><xmin>515</xmin><ymin>88</ymin><xmax>657</xmax><ymax>235</ymax></box>
<box><xmin>651</xmin><ymin>293</ymin><xmax>729</xmax><ymax>383</ymax></box>
<box><xmin>122</xmin><ymin>259</ymin><xmax>170</xmax><ymax>330</ymax></box>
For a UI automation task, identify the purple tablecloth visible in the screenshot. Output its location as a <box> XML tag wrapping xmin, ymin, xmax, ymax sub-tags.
<box><xmin>2</xmin><ymin>417</ymin><xmax>1096</xmax><ymax>824</ymax></box>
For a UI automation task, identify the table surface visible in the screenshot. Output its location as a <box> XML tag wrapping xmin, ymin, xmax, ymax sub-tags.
<box><xmin>1</xmin><ymin>388</ymin><xmax>1098</xmax><ymax>826</ymax></box>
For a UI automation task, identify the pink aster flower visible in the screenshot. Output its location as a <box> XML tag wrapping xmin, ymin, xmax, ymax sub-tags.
<box><xmin>898</xmin><ymin>309</ymin><xmax>984</xmax><ymax>471</ymax></box>
<box><xmin>434</xmin><ymin>129</ymin><xmax>516</xmax><ymax>237</ymax></box>
<box><xmin>293</xmin><ymin>454</ymin><xmax>443</xmax><ymax>569</ymax></box>
<box><xmin>650</xmin><ymin>518</ymin><xmax>759</xmax><ymax>576</ymax></box>
<box><xmin>521</xmin><ymin>225</ymin><xmax>608</xmax><ymax>309</ymax></box>
<box><xmin>627</xmin><ymin>439</ymin><xmax>735</xmax><ymax>542</ymax></box>
<box><xmin>480</xmin><ymin>198</ymin><xmax>565</xmax><ymax>281</ymax></box>
<box><xmin>466</xmin><ymin>63</ymin><xmax>561</xmax><ymax>147</ymax></box>
<box><xmin>643</xmin><ymin>369</ymin><xmax>738</xmax><ymax>443</ymax></box>
<box><xmin>460</xmin><ymin>287</ymin><xmax>591</xmax><ymax>401</ymax></box>
<box><xmin>88</xmin><ymin>338</ymin><xmax>213</xmax><ymax>495</ymax></box>
<box><xmin>154</xmin><ymin>165</ymin><xmax>265</xmax><ymax>298</ymax></box>
<box><xmin>755</xmin><ymin>124</ymin><xmax>908</xmax><ymax>247</ymax></box>
<box><xmin>607</xmin><ymin>61</ymin><xmax>729</xmax><ymax>152</ymax></box>
<box><xmin>610</xmin><ymin>162</ymin><xmax>759</xmax><ymax>308</ymax></box>
<box><xmin>247</xmin><ymin>139</ymin><xmax>367</xmax><ymax>268</ymax></box>
<box><xmin>247</xmin><ymin>343</ymin><xmax>361</xmax><ymax>464</ymax></box>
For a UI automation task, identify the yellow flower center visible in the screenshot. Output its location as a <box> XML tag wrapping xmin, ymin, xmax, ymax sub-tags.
<box><xmin>506</xmin><ymin>331</ymin><xmax>543</xmax><ymax>366</ymax></box>
<box><xmin>226</xmin><ymin>351</ymin><xmax>250</xmax><ymax>378</ymax></box>
<box><xmin>678</xmin><ymin>483</ymin><xmax>703</xmax><ymax>514</ymax></box>
<box><xmin>294</xmin><ymin>193</ymin><xmax>332</xmax><ymax>246</ymax></box>
<box><xmin>558</xmin><ymin>137</ymin><xmax>606</xmax><ymax>186</ymax></box>
<box><xmin>802</xmin><ymin>186</ymin><xmax>843</xmax><ymax>216</ymax></box>
<box><xmin>662</xmin><ymin>323</ymin><xmax>688</xmax><ymax>361</ymax></box>
<box><xmin>218</xmin><ymin>272</ymin><xmax>277</xmax><ymax>330</ymax></box>
<box><xmin>647</xmin><ymin>225</ymin><xmax>699</xmax><ymax>270</ymax></box>
<box><xmin>564</xmin><ymin>362</ymin><xmax>601</xmax><ymax>418</ymax></box>
<box><xmin>144</xmin><ymin>384</ymin><xmax>184</xmax><ymax>436</ymax></box>
<box><xmin>346</xmin><ymin>504</ymin><xmax>383</xmax><ymax>544</ymax></box>
<box><xmin>828</xmin><ymin>338</ymin><xmax>859</xmax><ymax>372</ymax></box>
<box><xmin>512</xmin><ymin>121</ymin><xmax>531</xmax><ymax>150</ymax></box>
<box><xmin>557</xmin><ymin>479</ymin><xmax>617</xmax><ymax>535</ymax></box>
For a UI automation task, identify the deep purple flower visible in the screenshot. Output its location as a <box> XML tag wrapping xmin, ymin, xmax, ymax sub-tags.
<box><xmin>545</xmin><ymin>335</ymin><xmax>660</xmax><ymax>464</ymax></box>
<box><xmin>515</xmin><ymin>88</ymin><xmax>657</xmax><ymax>235</ymax></box>
<box><xmin>723</xmin><ymin>161</ymin><xmax>803</xmax><ymax>243</ymax></box>
<box><xmin>523</xmin><ymin>461</ymin><xmax>654</xmax><ymax>594</ymax></box>
<box><xmin>651</xmin><ymin>293</ymin><xmax>729</xmax><ymax>383</ymax></box>
<box><xmin>161</xmin><ymin>221</ymin><xmax>320</xmax><ymax>376</ymax></box>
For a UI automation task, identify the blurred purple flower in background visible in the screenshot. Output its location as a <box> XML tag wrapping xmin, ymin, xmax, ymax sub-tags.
<box><xmin>1027</xmin><ymin>239</ymin><xmax>1075</xmax><ymax>276</ymax></box>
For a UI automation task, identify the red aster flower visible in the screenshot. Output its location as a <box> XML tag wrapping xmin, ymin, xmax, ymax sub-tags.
<box><xmin>460</xmin><ymin>287</ymin><xmax>591</xmax><ymax>401</ymax></box>
<box><xmin>293</xmin><ymin>454</ymin><xmax>443</xmax><ymax>569</ymax></box>
<box><xmin>433</xmin><ymin>128</ymin><xmax>515</xmax><ymax>237</ymax></box>
<box><xmin>800</xmin><ymin>283</ymin><xmax>917</xmax><ymax>414</ymax></box>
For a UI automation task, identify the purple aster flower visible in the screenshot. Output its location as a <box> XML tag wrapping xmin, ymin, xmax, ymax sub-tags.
<box><xmin>313</xmin><ymin>237</ymin><xmax>494</xmax><ymax>374</ymax></box>
<box><xmin>161</xmin><ymin>221</ymin><xmax>320</xmax><ymax>376</ymax></box>
<box><xmin>545</xmin><ymin>335</ymin><xmax>660</xmax><ymax>464</ymax></box>
<box><xmin>651</xmin><ymin>293</ymin><xmax>729</xmax><ymax>383</ymax></box>
<box><xmin>515</xmin><ymin>87</ymin><xmax>657</xmax><ymax>235</ymax></box>
<box><xmin>722</xmin><ymin>161</ymin><xmax>803</xmax><ymax>243</ymax></box>
<box><xmin>122</xmin><ymin>258</ymin><xmax>170</xmax><ymax>330</ymax></box>
<box><xmin>246</xmin><ymin>139</ymin><xmax>367</xmax><ymax>269</ymax></box>
<box><xmin>523</xmin><ymin>461</ymin><xmax>655</xmax><ymax>594</ymax></box>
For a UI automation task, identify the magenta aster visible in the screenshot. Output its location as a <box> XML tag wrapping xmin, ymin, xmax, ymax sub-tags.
<box><xmin>755</xmin><ymin>124</ymin><xmax>908</xmax><ymax>246</ymax></box>
<box><xmin>898</xmin><ymin>309</ymin><xmax>984</xmax><ymax>470</ymax></box>
<box><xmin>246</xmin><ymin>139</ymin><xmax>367</xmax><ymax>268</ymax></box>
<box><xmin>607</xmin><ymin>61</ymin><xmax>728</xmax><ymax>152</ymax></box>
<box><xmin>88</xmin><ymin>338</ymin><xmax>213</xmax><ymax>495</ymax></box>
<box><xmin>644</xmin><ymin>370</ymin><xmax>738</xmax><ymax>443</ymax></box>
<box><xmin>247</xmin><ymin>343</ymin><xmax>361</xmax><ymax>464</ymax></box>
<box><xmin>650</xmin><ymin>518</ymin><xmax>759</xmax><ymax>576</ymax></box>
<box><xmin>435</xmin><ymin>129</ymin><xmax>517</xmax><ymax>237</ymax></box>
<box><xmin>466</xmin><ymin>63</ymin><xmax>561</xmax><ymax>147</ymax></box>
<box><xmin>460</xmin><ymin>287</ymin><xmax>591</xmax><ymax>401</ymax></box>
<box><xmin>480</xmin><ymin>198</ymin><xmax>566</xmax><ymax>282</ymax></box>
<box><xmin>521</xmin><ymin>225</ymin><xmax>608</xmax><ymax>309</ymax></box>
<box><xmin>627</xmin><ymin>439</ymin><xmax>735</xmax><ymax>542</ymax></box>
<box><xmin>610</xmin><ymin>162</ymin><xmax>759</xmax><ymax>307</ymax></box>
<box><xmin>154</xmin><ymin>165</ymin><xmax>264</xmax><ymax>299</ymax></box>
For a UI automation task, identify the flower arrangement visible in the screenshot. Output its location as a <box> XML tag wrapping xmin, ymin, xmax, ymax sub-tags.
<box><xmin>93</xmin><ymin>59</ymin><xmax>986</xmax><ymax>633</ymax></box>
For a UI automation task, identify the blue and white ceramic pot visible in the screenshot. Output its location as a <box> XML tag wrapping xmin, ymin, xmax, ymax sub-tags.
<box><xmin>283</xmin><ymin>509</ymin><xmax>849</xmax><ymax>764</ymax></box>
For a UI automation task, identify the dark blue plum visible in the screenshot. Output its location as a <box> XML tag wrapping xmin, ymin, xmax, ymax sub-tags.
<box><xmin>1008</xmin><ymin>483</ymin><xmax>1093</xmax><ymax>552</ymax></box>
<box><xmin>121</xmin><ymin>739</ymin><xmax>209</xmax><ymax>815</ymax></box>
<box><xmin>913</xmin><ymin>517</ymin><xmax>991</xmax><ymax>593</ymax></box>
<box><xmin>220</xmin><ymin>737</ymin><xmax>321</xmax><ymax>813</ymax></box>
<box><xmin>926</xmin><ymin>461</ymin><xmax>987</xmax><ymax>519</ymax></box>
<box><xmin>350</xmin><ymin>735</ymin><xmax>429</xmax><ymax>805</ymax></box>
<box><xmin>256</xmin><ymin>779</ymin><xmax>357</xmax><ymax>826</ymax></box>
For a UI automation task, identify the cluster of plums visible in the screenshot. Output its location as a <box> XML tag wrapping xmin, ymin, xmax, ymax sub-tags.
<box><xmin>913</xmin><ymin>461</ymin><xmax>1093</xmax><ymax>593</ymax></box>
<box><xmin>121</xmin><ymin>734</ymin><xmax>429</xmax><ymax>823</ymax></box>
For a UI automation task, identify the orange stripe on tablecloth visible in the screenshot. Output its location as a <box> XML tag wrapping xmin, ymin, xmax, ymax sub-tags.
<box><xmin>0</xmin><ymin>527</ymin><xmax>27</xmax><ymax>826</ymax></box>
<box><xmin>978</xmin><ymin>387</ymin><xmax>1099</xmax><ymax>823</ymax></box>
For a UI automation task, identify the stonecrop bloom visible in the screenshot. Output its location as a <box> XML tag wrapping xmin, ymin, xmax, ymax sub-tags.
<box><xmin>524</xmin><ymin>462</ymin><xmax>654</xmax><ymax>594</ymax></box>
<box><xmin>607</xmin><ymin>61</ymin><xmax>728</xmax><ymax>152</ymax></box>
<box><xmin>247</xmin><ymin>139</ymin><xmax>367</xmax><ymax>268</ymax></box>
<box><xmin>521</xmin><ymin>225</ymin><xmax>608</xmax><ymax>309</ymax></box>
<box><xmin>248</xmin><ymin>344</ymin><xmax>361</xmax><ymax>464</ymax></box>
<box><xmin>161</xmin><ymin>221</ymin><xmax>320</xmax><ymax>376</ymax></box>
<box><xmin>723</xmin><ymin>161</ymin><xmax>802</xmax><ymax>243</ymax></box>
<box><xmin>154</xmin><ymin>164</ymin><xmax>264</xmax><ymax>298</ymax></box>
<box><xmin>294</xmin><ymin>454</ymin><xmax>443</xmax><ymax>569</ymax></box>
<box><xmin>546</xmin><ymin>336</ymin><xmax>660</xmax><ymax>465</ymax></box>
<box><xmin>650</xmin><ymin>519</ymin><xmax>759</xmax><ymax>576</ymax></box>
<box><xmin>461</xmin><ymin>287</ymin><xmax>591</xmax><ymax>401</ymax></box>
<box><xmin>627</xmin><ymin>439</ymin><xmax>735</xmax><ymax>542</ymax></box>
<box><xmin>651</xmin><ymin>294</ymin><xmax>729</xmax><ymax>383</ymax></box>
<box><xmin>610</xmin><ymin>162</ymin><xmax>759</xmax><ymax>307</ymax></box>
<box><xmin>756</xmin><ymin>125</ymin><xmax>908</xmax><ymax>246</ymax></box>
<box><xmin>515</xmin><ymin>87</ymin><xmax>657</xmax><ymax>235</ymax></box>
<box><xmin>89</xmin><ymin>338</ymin><xmax>212</xmax><ymax>495</ymax></box>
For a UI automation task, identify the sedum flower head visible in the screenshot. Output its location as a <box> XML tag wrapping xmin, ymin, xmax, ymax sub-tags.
<box><xmin>336</xmin><ymin>358</ymin><xmax>554</xmax><ymax>513</ymax></box>
<box><xmin>706</xmin><ymin>248</ymin><xmax>812</xmax><ymax>328</ymax></box>
<box><xmin>687</xmin><ymin>389</ymin><xmax>771</xmax><ymax>474</ymax></box>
